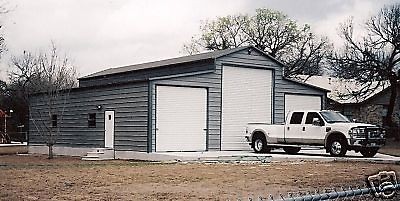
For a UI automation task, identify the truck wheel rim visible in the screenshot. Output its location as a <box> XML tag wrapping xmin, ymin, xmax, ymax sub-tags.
<box><xmin>255</xmin><ymin>139</ymin><xmax>263</xmax><ymax>151</ymax></box>
<box><xmin>331</xmin><ymin>141</ymin><xmax>342</xmax><ymax>155</ymax></box>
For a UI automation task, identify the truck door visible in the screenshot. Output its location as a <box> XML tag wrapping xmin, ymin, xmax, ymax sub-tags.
<box><xmin>285</xmin><ymin>112</ymin><xmax>305</xmax><ymax>144</ymax></box>
<box><xmin>303</xmin><ymin>112</ymin><xmax>325</xmax><ymax>145</ymax></box>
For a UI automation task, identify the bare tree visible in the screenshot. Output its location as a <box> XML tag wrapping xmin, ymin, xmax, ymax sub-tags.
<box><xmin>329</xmin><ymin>3</ymin><xmax>400</xmax><ymax>137</ymax></box>
<box><xmin>284</xmin><ymin>28</ymin><xmax>331</xmax><ymax>79</ymax></box>
<box><xmin>9</xmin><ymin>44</ymin><xmax>77</xmax><ymax>158</ymax></box>
<box><xmin>183</xmin><ymin>8</ymin><xmax>331</xmax><ymax>79</ymax></box>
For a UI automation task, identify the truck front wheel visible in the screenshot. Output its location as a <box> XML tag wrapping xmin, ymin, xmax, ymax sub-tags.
<box><xmin>252</xmin><ymin>136</ymin><xmax>269</xmax><ymax>153</ymax></box>
<box><xmin>328</xmin><ymin>138</ymin><xmax>347</xmax><ymax>157</ymax></box>
<box><xmin>360</xmin><ymin>148</ymin><xmax>379</xmax><ymax>157</ymax></box>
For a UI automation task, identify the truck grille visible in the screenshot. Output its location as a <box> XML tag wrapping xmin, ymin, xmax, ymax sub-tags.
<box><xmin>366</xmin><ymin>128</ymin><xmax>381</xmax><ymax>139</ymax></box>
<box><xmin>353</xmin><ymin>132</ymin><xmax>366</xmax><ymax>138</ymax></box>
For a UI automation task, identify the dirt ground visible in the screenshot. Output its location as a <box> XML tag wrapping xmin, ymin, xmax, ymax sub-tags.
<box><xmin>379</xmin><ymin>138</ymin><xmax>400</xmax><ymax>157</ymax></box>
<box><xmin>0</xmin><ymin>154</ymin><xmax>399</xmax><ymax>201</ymax></box>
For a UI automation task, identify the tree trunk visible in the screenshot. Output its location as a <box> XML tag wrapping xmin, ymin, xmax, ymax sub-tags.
<box><xmin>48</xmin><ymin>144</ymin><xmax>53</xmax><ymax>159</ymax></box>
<box><xmin>386</xmin><ymin>79</ymin><xmax>398</xmax><ymax>140</ymax></box>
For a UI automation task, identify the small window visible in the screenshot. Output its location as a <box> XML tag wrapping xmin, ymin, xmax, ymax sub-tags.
<box><xmin>51</xmin><ymin>114</ymin><xmax>57</xmax><ymax>127</ymax></box>
<box><xmin>305</xmin><ymin>112</ymin><xmax>324</xmax><ymax>125</ymax></box>
<box><xmin>88</xmin><ymin>113</ymin><xmax>96</xmax><ymax>128</ymax></box>
<box><xmin>290</xmin><ymin>112</ymin><xmax>304</xmax><ymax>124</ymax></box>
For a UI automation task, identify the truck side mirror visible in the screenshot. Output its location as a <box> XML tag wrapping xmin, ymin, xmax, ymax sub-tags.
<box><xmin>312</xmin><ymin>118</ymin><xmax>321</xmax><ymax>126</ymax></box>
<box><xmin>352</xmin><ymin>119</ymin><xmax>357</xmax><ymax>123</ymax></box>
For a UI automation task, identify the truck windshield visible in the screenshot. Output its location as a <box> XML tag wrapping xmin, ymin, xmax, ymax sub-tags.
<box><xmin>320</xmin><ymin>111</ymin><xmax>350</xmax><ymax>123</ymax></box>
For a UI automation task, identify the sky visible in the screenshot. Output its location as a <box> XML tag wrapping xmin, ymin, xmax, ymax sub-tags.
<box><xmin>0</xmin><ymin>0</ymin><xmax>397</xmax><ymax>80</ymax></box>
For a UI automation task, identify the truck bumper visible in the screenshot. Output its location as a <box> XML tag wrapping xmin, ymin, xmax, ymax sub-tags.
<box><xmin>348</xmin><ymin>138</ymin><xmax>385</xmax><ymax>150</ymax></box>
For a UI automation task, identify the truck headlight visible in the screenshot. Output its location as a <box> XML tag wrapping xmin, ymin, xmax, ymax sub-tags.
<box><xmin>349</xmin><ymin>129</ymin><xmax>354</xmax><ymax>138</ymax></box>
<box><xmin>349</xmin><ymin>127</ymin><xmax>366</xmax><ymax>138</ymax></box>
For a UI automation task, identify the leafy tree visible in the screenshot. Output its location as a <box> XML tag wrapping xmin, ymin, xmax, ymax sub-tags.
<box><xmin>183</xmin><ymin>8</ymin><xmax>331</xmax><ymax>79</ymax></box>
<box><xmin>329</xmin><ymin>4</ymin><xmax>400</xmax><ymax>136</ymax></box>
<box><xmin>9</xmin><ymin>44</ymin><xmax>77</xmax><ymax>158</ymax></box>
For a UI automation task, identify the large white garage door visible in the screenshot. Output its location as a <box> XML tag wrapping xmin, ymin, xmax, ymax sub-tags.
<box><xmin>222</xmin><ymin>66</ymin><xmax>272</xmax><ymax>150</ymax></box>
<box><xmin>156</xmin><ymin>86</ymin><xmax>207</xmax><ymax>152</ymax></box>
<box><xmin>284</xmin><ymin>94</ymin><xmax>322</xmax><ymax>120</ymax></box>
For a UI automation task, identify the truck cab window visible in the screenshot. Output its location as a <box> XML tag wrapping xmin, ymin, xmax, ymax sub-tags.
<box><xmin>305</xmin><ymin>112</ymin><xmax>324</xmax><ymax>126</ymax></box>
<box><xmin>290</xmin><ymin>112</ymin><xmax>304</xmax><ymax>124</ymax></box>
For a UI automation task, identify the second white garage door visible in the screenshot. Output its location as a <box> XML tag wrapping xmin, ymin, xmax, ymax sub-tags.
<box><xmin>156</xmin><ymin>86</ymin><xmax>207</xmax><ymax>152</ymax></box>
<box><xmin>221</xmin><ymin>66</ymin><xmax>273</xmax><ymax>150</ymax></box>
<box><xmin>284</xmin><ymin>94</ymin><xmax>322</xmax><ymax>120</ymax></box>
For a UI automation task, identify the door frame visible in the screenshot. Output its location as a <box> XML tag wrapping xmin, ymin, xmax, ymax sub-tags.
<box><xmin>284</xmin><ymin>93</ymin><xmax>323</xmax><ymax>121</ymax></box>
<box><xmin>104</xmin><ymin>110</ymin><xmax>115</xmax><ymax>148</ymax></box>
<box><xmin>154</xmin><ymin>84</ymin><xmax>208</xmax><ymax>152</ymax></box>
<box><xmin>220</xmin><ymin>65</ymin><xmax>273</xmax><ymax>150</ymax></box>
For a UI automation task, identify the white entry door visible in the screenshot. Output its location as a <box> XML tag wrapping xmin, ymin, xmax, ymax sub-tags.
<box><xmin>156</xmin><ymin>86</ymin><xmax>207</xmax><ymax>152</ymax></box>
<box><xmin>221</xmin><ymin>66</ymin><xmax>273</xmax><ymax>150</ymax></box>
<box><xmin>104</xmin><ymin>111</ymin><xmax>115</xmax><ymax>148</ymax></box>
<box><xmin>284</xmin><ymin>94</ymin><xmax>322</xmax><ymax>121</ymax></box>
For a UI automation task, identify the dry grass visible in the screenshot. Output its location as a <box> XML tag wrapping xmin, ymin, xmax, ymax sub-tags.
<box><xmin>0</xmin><ymin>154</ymin><xmax>399</xmax><ymax>200</ymax></box>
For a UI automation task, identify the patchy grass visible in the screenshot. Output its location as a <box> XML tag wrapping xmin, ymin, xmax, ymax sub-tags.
<box><xmin>0</xmin><ymin>154</ymin><xmax>399</xmax><ymax>200</ymax></box>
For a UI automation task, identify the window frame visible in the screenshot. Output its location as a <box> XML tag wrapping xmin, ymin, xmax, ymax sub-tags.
<box><xmin>51</xmin><ymin>114</ymin><xmax>57</xmax><ymax>127</ymax></box>
<box><xmin>305</xmin><ymin>112</ymin><xmax>325</xmax><ymax>126</ymax></box>
<box><xmin>290</xmin><ymin>112</ymin><xmax>304</xmax><ymax>124</ymax></box>
<box><xmin>88</xmin><ymin>113</ymin><xmax>96</xmax><ymax>128</ymax></box>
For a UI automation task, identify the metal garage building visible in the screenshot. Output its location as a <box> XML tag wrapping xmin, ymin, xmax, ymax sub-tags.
<box><xmin>28</xmin><ymin>46</ymin><xmax>328</xmax><ymax>156</ymax></box>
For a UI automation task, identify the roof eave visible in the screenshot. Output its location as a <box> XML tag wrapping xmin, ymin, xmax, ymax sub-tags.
<box><xmin>78</xmin><ymin>58</ymin><xmax>216</xmax><ymax>80</ymax></box>
<box><xmin>284</xmin><ymin>77</ymin><xmax>331</xmax><ymax>92</ymax></box>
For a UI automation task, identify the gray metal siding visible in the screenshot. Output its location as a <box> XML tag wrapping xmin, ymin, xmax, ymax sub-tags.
<box><xmin>29</xmin><ymin>81</ymin><xmax>149</xmax><ymax>151</ymax></box>
<box><xmin>29</xmin><ymin>46</ymin><xmax>327</xmax><ymax>153</ymax></box>
<box><xmin>150</xmin><ymin>48</ymin><xmax>297</xmax><ymax>152</ymax></box>
<box><xmin>150</xmin><ymin>68</ymin><xmax>220</xmax><ymax>151</ymax></box>
<box><xmin>277</xmin><ymin>79</ymin><xmax>326</xmax><ymax>123</ymax></box>
<box><xmin>217</xmin><ymin>49</ymin><xmax>279</xmax><ymax>126</ymax></box>
<box><xmin>79</xmin><ymin>60</ymin><xmax>214</xmax><ymax>87</ymax></box>
<box><xmin>216</xmin><ymin>49</ymin><xmax>326</xmax><ymax>125</ymax></box>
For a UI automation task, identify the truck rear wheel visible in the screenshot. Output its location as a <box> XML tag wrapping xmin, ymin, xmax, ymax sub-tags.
<box><xmin>328</xmin><ymin>138</ymin><xmax>347</xmax><ymax>157</ymax></box>
<box><xmin>360</xmin><ymin>148</ymin><xmax>378</xmax><ymax>157</ymax></box>
<box><xmin>252</xmin><ymin>136</ymin><xmax>269</xmax><ymax>153</ymax></box>
<box><xmin>283</xmin><ymin>147</ymin><xmax>301</xmax><ymax>154</ymax></box>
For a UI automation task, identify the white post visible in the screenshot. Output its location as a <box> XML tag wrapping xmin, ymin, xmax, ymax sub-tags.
<box><xmin>4</xmin><ymin>110</ymin><xmax>13</xmax><ymax>134</ymax></box>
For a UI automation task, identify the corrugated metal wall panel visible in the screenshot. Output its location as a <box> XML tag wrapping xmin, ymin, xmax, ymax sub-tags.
<box><xmin>29</xmin><ymin>47</ymin><xmax>328</xmax><ymax>153</ymax></box>
<box><xmin>79</xmin><ymin>60</ymin><xmax>213</xmax><ymax>87</ymax></box>
<box><xmin>275</xmin><ymin>79</ymin><xmax>327</xmax><ymax>123</ymax></box>
<box><xmin>151</xmin><ymin>71</ymin><xmax>221</xmax><ymax>151</ymax></box>
<box><xmin>29</xmin><ymin>81</ymin><xmax>149</xmax><ymax>152</ymax></box>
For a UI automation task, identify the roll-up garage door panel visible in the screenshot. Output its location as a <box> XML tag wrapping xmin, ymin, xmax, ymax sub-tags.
<box><xmin>222</xmin><ymin>66</ymin><xmax>272</xmax><ymax>150</ymax></box>
<box><xmin>156</xmin><ymin>86</ymin><xmax>207</xmax><ymax>152</ymax></box>
<box><xmin>284</xmin><ymin>94</ymin><xmax>322</xmax><ymax>120</ymax></box>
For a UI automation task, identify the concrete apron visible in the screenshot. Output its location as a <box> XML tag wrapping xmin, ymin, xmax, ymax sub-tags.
<box><xmin>132</xmin><ymin>149</ymin><xmax>400</xmax><ymax>164</ymax></box>
<box><xmin>115</xmin><ymin>150</ymin><xmax>272</xmax><ymax>163</ymax></box>
<box><xmin>27</xmin><ymin>145</ymin><xmax>400</xmax><ymax>163</ymax></box>
<box><xmin>0</xmin><ymin>142</ymin><xmax>28</xmax><ymax>155</ymax></box>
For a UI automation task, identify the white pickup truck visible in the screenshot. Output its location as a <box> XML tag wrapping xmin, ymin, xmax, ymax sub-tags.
<box><xmin>245</xmin><ymin>110</ymin><xmax>386</xmax><ymax>157</ymax></box>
